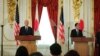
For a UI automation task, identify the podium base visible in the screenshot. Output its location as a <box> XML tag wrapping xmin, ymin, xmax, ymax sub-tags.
<box><xmin>74</xmin><ymin>42</ymin><xmax>89</xmax><ymax>56</ymax></box>
<box><xmin>20</xmin><ymin>41</ymin><xmax>37</xmax><ymax>55</ymax></box>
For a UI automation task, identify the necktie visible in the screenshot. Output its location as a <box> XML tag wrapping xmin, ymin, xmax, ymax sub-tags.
<box><xmin>25</xmin><ymin>27</ymin><xmax>28</xmax><ymax>31</ymax></box>
<box><xmin>77</xmin><ymin>30</ymin><xmax>79</xmax><ymax>35</ymax></box>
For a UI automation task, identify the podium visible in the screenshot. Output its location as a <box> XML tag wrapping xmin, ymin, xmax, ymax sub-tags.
<box><xmin>71</xmin><ymin>37</ymin><xmax>93</xmax><ymax>56</ymax></box>
<box><xmin>15</xmin><ymin>35</ymin><xmax>41</xmax><ymax>54</ymax></box>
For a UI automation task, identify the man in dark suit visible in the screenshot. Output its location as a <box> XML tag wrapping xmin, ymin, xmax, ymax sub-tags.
<box><xmin>19</xmin><ymin>20</ymin><xmax>33</xmax><ymax>35</ymax></box>
<box><xmin>70</xmin><ymin>23</ymin><xmax>83</xmax><ymax>37</ymax></box>
<box><xmin>96</xmin><ymin>31</ymin><xmax>100</xmax><ymax>45</ymax></box>
<box><xmin>95</xmin><ymin>31</ymin><xmax>100</xmax><ymax>56</ymax></box>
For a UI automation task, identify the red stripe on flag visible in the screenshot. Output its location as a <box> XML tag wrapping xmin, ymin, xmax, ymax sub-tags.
<box><xmin>58</xmin><ymin>21</ymin><xmax>65</xmax><ymax>44</ymax></box>
<box><xmin>14</xmin><ymin>22</ymin><xmax>20</xmax><ymax>36</ymax></box>
<box><xmin>14</xmin><ymin>0</ymin><xmax>20</xmax><ymax>45</ymax></box>
<box><xmin>14</xmin><ymin>22</ymin><xmax>20</xmax><ymax>45</ymax></box>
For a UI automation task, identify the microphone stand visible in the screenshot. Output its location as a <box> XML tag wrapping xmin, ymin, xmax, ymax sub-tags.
<box><xmin>1</xmin><ymin>25</ymin><xmax>4</xmax><ymax>56</ymax></box>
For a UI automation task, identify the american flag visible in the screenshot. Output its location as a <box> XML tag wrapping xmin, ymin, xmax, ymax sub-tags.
<box><xmin>14</xmin><ymin>0</ymin><xmax>20</xmax><ymax>45</ymax></box>
<box><xmin>58</xmin><ymin>7</ymin><xmax>65</xmax><ymax>44</ymax></box>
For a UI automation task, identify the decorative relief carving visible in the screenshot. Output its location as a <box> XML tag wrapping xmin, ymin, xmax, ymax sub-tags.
<box><xmin>73</xmin><ymin>0</ymin><xmax>82</xmax><ymax>21</ymax></box>
<box><xmin>7</xmin><ymin>0</ymin><xmax>16</xmax><ymax>26</ymax></box>
<box><xmin>4</xmin><ymin>0</ymin><xmax>16</xmax><ymax>41</ymax></box>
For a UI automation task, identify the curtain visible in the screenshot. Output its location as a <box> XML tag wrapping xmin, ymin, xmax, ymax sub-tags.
<box><xmin>31</xmin><ymin>0</ymin><xmax>36</xmax><ymax>35</ymax></box>
<box><xmin>38</xmin><ymin>0</ymin><xmax>58</xmax><ymax>42</ymax></box>
<box><xmin>94</xmin><ymin>0</ymin><xmax>100</xmax><ymax>33</ymax></box>
<box><xmin>47</xmin><ymin>0</ymin><xmax>58</xmax><ymax>41</ymax></box>
<box><xmin>38</xmin><ymin>0</ymin><xmax>43</xmax><ymax>20</ymax></box>
<box><xmin>94</xmin><ymin>0</ymin><xmax>100</xmax><ymax>56</ymax></box>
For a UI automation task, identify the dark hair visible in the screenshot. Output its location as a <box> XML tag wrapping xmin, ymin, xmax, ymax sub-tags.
<box><xmin>50</xmin><ymin>43</ymin><xmax>62</xmax><ymax>55</ymax></box>
<box><xmin>75</xmin><ymin>23</ymin><xmax>79</xmax><ymax>27</ymax></box>
<box><xmin>64</xmin><ymin>50</ymin><xmax>80</xmax><ymax>56</ymax></box>
<box><xmin>15</xmin><ymin>46</ymin><xmax>28</xmax><ymax>56</ymax></box>
<box><xmin>30</xmin><ymin>52</ymin><xmax>43</xmax><ymax>56</ymax></box>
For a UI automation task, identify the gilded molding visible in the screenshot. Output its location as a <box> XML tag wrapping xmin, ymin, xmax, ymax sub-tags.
<box><xmin>73</xmin><ymin>0</ymin><xmax>82</xmax><ymax>22</ymax></box>
<box><xmin>7</xmin><ymin>0</ymin><xmax>16</xmax><ymax>24</ymax></box>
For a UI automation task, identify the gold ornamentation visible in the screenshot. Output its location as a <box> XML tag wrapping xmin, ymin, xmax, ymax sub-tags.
<box><xmin>73</xmin><ymin>0</ymin><xmax>82</xmax><ymax>22</ymax></box>
<box><xmin>7</xmin><ymin>0</ymin><xmax>16</xmax><ymax>26</ymax></box>
<box><xmin>61</xmin><ymin>0</ymin><xmax>63</xmax><ymax>7</ymax></box>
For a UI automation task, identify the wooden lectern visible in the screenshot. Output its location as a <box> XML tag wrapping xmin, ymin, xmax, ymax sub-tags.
<box><xmin>71</xmin><ymin>37</ymin><xmax>93</xmax><ymax>56</ymax></box>
<box><xmin>15</xmin><ymin>35</ymin><xmax>41</xmax><ymax>55</ymax></box>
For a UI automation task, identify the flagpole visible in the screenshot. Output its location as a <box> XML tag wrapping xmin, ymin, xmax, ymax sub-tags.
<box><xmin>68</xmin><ymin>0</ymin><xmax>71</xmax><ymax>51</ymax></box>
<box><xmin>1</xmin><ymin>25</ymin><xmax>4</xmax><ymax>56</ymax></box>
<box><xmin>68</xmin><ymin>27</ymin><xmax>70</xmax><ymax>51</ymax></box>
<box><xmin>1</xmin><ymin>0</ymin><xmax>4</xmax><ymax>56</ymax></box>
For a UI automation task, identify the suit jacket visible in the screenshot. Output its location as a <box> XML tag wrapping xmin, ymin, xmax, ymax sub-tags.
<box><xmin>19</xmin><ymin>26</ymin><xmax>33</xmax><ymax>35</ymax></box>
<box><xmin>70</xmin><ymin>29</ymin><xmax>83</xmax><ymax>37</ymax></box>
<box><xmin>96</xmin><ymin>32</ymin><xmax>100</xmax><ymax>45</ymax></box>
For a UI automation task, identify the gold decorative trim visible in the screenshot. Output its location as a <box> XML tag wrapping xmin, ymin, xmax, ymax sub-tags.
<box><xmin>7</xmin><ymin>0</ymin><xmax>16</xmax><ymax>27</ymax></box>
<box><xmin>73</xmin><ymin>0</ymin><xmax>82</xmax><ymax>22</ymax></box>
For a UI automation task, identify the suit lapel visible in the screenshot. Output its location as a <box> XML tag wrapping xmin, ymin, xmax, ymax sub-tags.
<box><xmin>75</xmin><ymin>29</ymin><xmax>79</xmax><ymax>36</ymax></box>
<box><xmin>24</xmin><ymin>26</ymin><xmax>28</xmax><ymax>33</ymax></box>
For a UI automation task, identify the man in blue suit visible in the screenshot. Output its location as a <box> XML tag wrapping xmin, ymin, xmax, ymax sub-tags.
<box><xmin>19</xmin><ymin>20</ymin><xmax>33</xmax><ymax>35</ymax></box>
<box><xmin>70</xmin><ymin>23</ymin><xmax>83</xmax><ymax>37</ymax></box>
